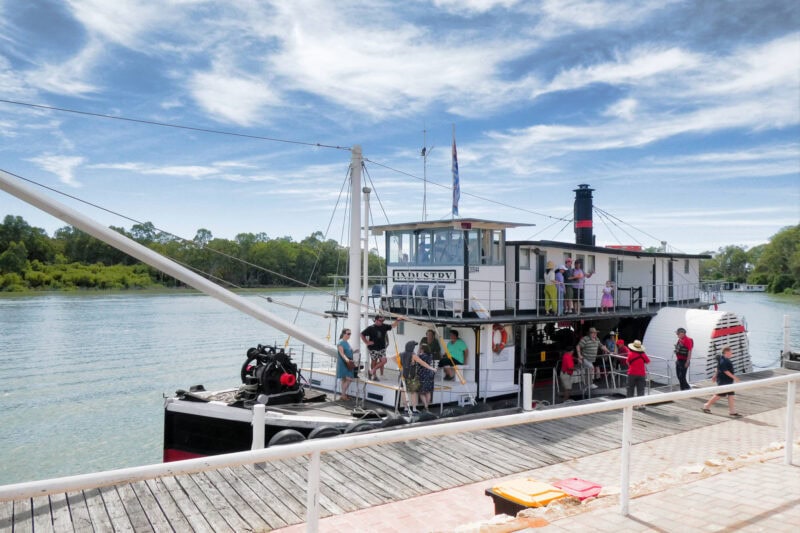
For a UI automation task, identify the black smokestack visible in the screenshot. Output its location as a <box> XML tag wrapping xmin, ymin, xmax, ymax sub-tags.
<box><xmin>574</xmin><ymin>184</ymin><xmax>595</xmax><ymax>246</ymax></box>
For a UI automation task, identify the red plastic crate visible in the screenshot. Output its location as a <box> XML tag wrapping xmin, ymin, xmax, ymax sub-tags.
<box><xmin>552</xmin><ymin>477</ymin><xmax>601</xmax><ymax>500</ymax></box>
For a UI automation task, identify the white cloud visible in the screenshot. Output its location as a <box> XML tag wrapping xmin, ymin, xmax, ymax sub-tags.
<box><xmin>189</xmin><ymin>66</ymin><xmax>282</xmax><ymax>126</ymax></box>
<box><xmin>28</xmin><ymin>155</ymin><xmax>85</xmax><ymax>186</ymax></box>
<box><xmin>432</xmin><ymin>0</ymin><xmax>521</xmax><ymax>14</ymax></box>
<box><xmin>538</xmin><ymin>0</ymin><xmax>678</xmax><ymax>30</ymax></box>
<box><xmin>23</xmin><ymin>39</ymin><xmax>102</xmax><ymax>95</ymax></box>
<box><xmin>64</xmin><ymin>0</ymin><xmax>167</xmax><ymax>48</ymax></box>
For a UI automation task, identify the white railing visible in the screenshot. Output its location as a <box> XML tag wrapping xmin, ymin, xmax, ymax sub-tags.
<box><xmin>1</xmin><ymin>374</ymin><xmax>796</xmax><ymax>531</ymax></box>
<box><xmin>333</xmin><ymin>276</ymin><xmax>722</xmax><ymax>318</ymax></box>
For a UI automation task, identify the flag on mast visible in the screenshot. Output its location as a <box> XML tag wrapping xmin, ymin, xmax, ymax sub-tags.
<box><xmin>451</xmin><ymin>130</ymin><xmax>460</xmax><ymax>217</ymax></box>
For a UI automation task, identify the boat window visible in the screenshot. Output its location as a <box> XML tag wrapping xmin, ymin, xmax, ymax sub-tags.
<box><xmin>467</xmin><ymin>229</ymin><xmax>481</xmax><ymax>265</ymax></box>
<box><xmin>431</xmin><ymin>229</ymin><xmax>463</xmax><ymax>265</ymax></box>
<box><xmin>618</xmin><ymin>260</ymin><xmax>624</xmax><ymax>272</ymax></box>
<box><xmin>466</xmin><ymin>229</ymin><xmax>505</xmax><ymax>266</ymax></box>
<box><xmin>519</xmin><ymin>248</ymin><xmax>530</xmax><ymax>270</ymax></box>
<box><xmin>388</xmin><ymin>232</ymin><xmax>415</xmax><ymax>265</ymax></box>
<box><xmin>684</xmin><ymin>259</ymin><xmax>690</xmax><ymax>274</ymax></box>
<box><xmin>586</xmin><ymin>255</ymin><xmax>596</xmax><ymax>275</ymax></box>
<box><xmin>417</xmin><ymin>231</ymin><xmax>433</xmax><ymax>264</ymax></box>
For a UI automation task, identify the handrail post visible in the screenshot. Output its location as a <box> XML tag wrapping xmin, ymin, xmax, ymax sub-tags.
<box><xmin>786</xmin><ymin>381</ymin><xmax>796</xmax><ymax>466</ymax></box>
<box><xmin>620</xmin><ymin>405</ymin><xmax>633</xmax><ymax>515</ymax></box>
<box><xmin>251</xmin><ymin>404</ymin><xmax>265</xmax><ymax>450</ymax></box>
<box><xmin>306</xmin><ymin>450</ymin><xmax>321</xmax><ymax>532</ymax></box>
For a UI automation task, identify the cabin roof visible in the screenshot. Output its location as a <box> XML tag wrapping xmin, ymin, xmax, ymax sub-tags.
<box><xmin>371</xmin><ymin>218</ymin><xmax>533</xmax><ymax>235</ymax></box>
<box><xmin>507</xmin><ymin>239</ymin><xmax>711</xmax><ymax>260</ymax></box>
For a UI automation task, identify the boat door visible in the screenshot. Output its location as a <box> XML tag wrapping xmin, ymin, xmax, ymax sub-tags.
<box><xmin>668</xmin><ymin>260</ymin><xmax>674</xmax><ymax>302</ymax></box>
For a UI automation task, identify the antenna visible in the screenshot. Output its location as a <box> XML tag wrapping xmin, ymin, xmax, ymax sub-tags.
<box><xmin>421</xmin><ymin>128</ymin><xmax>434</xmax><ymax>221</ymax></box>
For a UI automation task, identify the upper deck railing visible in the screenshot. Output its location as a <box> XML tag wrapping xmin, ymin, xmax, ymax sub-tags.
<box><xmin>330</xmin><ymin>276</ymin><xmax>724</xmax><ymax>320</ymax></box>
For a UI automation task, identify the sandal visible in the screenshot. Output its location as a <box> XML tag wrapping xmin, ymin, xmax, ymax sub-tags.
<box><xmin>729</xmin><ymin>413</ymin><xmax>743</xmax><ymax>417</ymax></box>
<box><xmin>701</xmin><ymin>408</ymin><xmax>711</xmax><ymax>414</ymax></box>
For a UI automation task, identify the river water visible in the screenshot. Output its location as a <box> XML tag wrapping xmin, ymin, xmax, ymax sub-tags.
<box><xmin>0</xmin><ymin>290</ymin><xmax>798</xmax><ymax>485</ymax></box>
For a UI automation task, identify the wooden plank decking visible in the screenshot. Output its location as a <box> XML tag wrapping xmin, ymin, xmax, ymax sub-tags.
<box><xmin>2</xmin><ymin>368</ymin><xmax>797</xmax><ymax>532</ymax></box>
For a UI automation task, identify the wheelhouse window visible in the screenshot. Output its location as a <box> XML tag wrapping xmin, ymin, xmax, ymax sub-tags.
<box><xmin>467</xmin><ymin>229</ymin><xmax>505</xmax><ymax>266</ymax></box>
<box><xmin>387</xmin><ymin>229</ymin><xmax>465</xmax><ymax>266</ymax></box>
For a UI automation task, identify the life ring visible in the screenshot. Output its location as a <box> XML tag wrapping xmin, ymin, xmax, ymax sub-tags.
<box><xmin>492</xmin><ymin>324</ymin><xmax>508</xmax><ymax>353</ymax></box>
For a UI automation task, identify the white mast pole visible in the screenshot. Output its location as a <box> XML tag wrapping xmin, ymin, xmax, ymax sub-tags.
<box><xmin>422</xmin><ymin>128</ymin><xmax>427</xmax><ymax>221</ymax></box>
<box><xmin>0</xmin><ymin>169</ymin><xmax>338</xmax><ymax>357</ymax></box>
<box><xmin>347</xmin><ymin>147</ymin><xmax>363</xmax><ymax>356</ymax></box>
<box><xmin>362</xmin><ymin>186</ymin><xmax>371</xmax><ymax>333</ymax></box>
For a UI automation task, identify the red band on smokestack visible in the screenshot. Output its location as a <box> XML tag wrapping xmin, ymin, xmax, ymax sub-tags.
<box><xmin>575</xmin><ymin>220</ymin><xmax>593</xmax><ymax>228</ymax></box>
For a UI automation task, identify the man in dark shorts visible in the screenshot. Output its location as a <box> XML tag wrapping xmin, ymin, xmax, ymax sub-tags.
<box><xmin>674</xmin><ymin>327</ymin><xmax>694</xmax><ymax>390</ymax></box>
<box><xmin>702</xmin><ymin>346</ymin><xmax>742</xmax><ymax>417</ymax></box>
<box><xmin>360</xmin><ymin>315</ymin><xmax>402</xmax><ymax>381</ymax></box>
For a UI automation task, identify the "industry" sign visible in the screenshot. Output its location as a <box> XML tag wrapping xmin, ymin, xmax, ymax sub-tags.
<box><xmin>392</xmin><ymin>269</ymin><xmax>458</xmax><ymax>283</ymax></box>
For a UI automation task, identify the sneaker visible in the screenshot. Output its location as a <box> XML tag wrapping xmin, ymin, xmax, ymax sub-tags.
<box><xmin>590</xmin><ymin>384</ymin><xmax>599</xmax><ymax>390</ymax></box>
<box><xmin>372</xmin><ymin>375</ymin><xmax>380</xmax><ymax>382</ymax></box>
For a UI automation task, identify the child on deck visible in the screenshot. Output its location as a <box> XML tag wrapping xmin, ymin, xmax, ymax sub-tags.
<box><xmin>600</xmin><ymin>281</ymin><xmax>614</xmax><ymax>313</ymax></box>
<box><xmin>559</xmin><ymin>349</ymin><xmax>576</xmax><ymax>403</ymax></box>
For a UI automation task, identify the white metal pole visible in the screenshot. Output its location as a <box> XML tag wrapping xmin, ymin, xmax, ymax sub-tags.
<box><xmin>362</xmin><ymin>186</ymin><xmax>371</xmax><ymax>323</ymax></box>
<box><xmin>786</xmin><ymin>381</ymin><xmax>796</xmax><ymax>466</ymax></box>
<box><xmin>348</xmin><ymin>147</ymin><xmax>363</xmax><ymax>358</ymax></box>
<box><xmin>522</xmin><ymin>373</ymin><xmax>533</xmax><ymax>411</ymax></box>
<box><xmin>306</xmin><ymin>450</ymin><xmax>321</xmax><ymax>532</ymax></box>
<box><xmin>0</xmin><ymin>170</ymin><xmax>338</xmax><ymax>358</ymax></box>
<box><xmin>783</xmin><ymin>315</ymin><xmax>791</xmax><ymax>361</ymax></box>
<box><xmin>620</xmin><ymin>405</ymin><xmax>633</xmax><ymax>515</ymax></box>
<box><xmin>251</xmin><ymin>404</ymin><xmax>265</xmax><ymax>450</ymax></box>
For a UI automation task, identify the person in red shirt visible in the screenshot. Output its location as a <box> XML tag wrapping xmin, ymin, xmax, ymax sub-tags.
<box><xmin>674</xmin><ymin>327</ymin><xmax>694</xmax><ymax>390</ymax></box>
<box><xmin>626</xmin><ymin>340</ymin><xmax>651</xmax><ymax>409</ymax></box>
<box><xmin>559</xmin><ymin>349</ymin><xmax>576</xmax><ymax>402</ymax></box>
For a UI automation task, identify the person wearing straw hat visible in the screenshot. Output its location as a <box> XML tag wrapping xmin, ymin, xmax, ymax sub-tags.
<box><xmin>625</xmin><ymin>340</ymin><xmax>651</xmax><ymax>408</ymax></box>
<box><xmin>544</xmin><ymin>260</ymin><xmax>557</xmax><ymax>315</ymax></box>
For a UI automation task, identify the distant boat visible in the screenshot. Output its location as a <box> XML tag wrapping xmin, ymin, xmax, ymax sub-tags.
<box><xmin>728</xmin><ymin>283</ymin><xmax>767</xmax><ymax>292</ymax></box>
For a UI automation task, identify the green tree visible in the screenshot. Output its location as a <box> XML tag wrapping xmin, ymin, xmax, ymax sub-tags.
<box><xmin>0</xmin><ymin>241</ymin><xmax>29</xmax><ymax>273</ymax></box>
<box><xmin>749</xmin><ymin>225</ymin><xmax>800</xmax><ymax>292</ymax></box>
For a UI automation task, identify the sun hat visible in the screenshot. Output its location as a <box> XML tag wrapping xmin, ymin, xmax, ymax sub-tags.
<box><xmin>628</xmin><ymin>340</ymin><xmax>646</xmax><ymax>352</ymax></box>
<box><xmin>546</xmin><ymin>260</ymin><xmax>554</xmax><ymax>269</ymax></box>
<box><xmin>588</xmin><ymin>327</ymin><xmax>598</xmax><ymax>333</ymax></box>
<box><xmin>557</xmin><ymin>264</ymin><xmax>566</xmax><ymax>270</ymax></box>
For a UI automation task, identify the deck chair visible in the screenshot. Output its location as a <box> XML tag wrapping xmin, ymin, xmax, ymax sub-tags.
<box><xmin>413</xmin><ymin>284</ymin><xmax>429</xmax><ymax>314</ymax></box>
<box><xmin>429</xmin><ymin>284</ymin><xmax>447</xmax><ymax>316</ymax></box>
<box><xmin>368</xmin><ymin>284</ymin><xmax>384</xmax><ymax>311</ymax></box>
<box><xmin>390</xmin><ymin>284</ymin><xmax>412</xmax><ymax>311</ymax></box>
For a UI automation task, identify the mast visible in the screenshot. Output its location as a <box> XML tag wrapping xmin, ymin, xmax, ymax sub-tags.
<box><xmin>421</xmin><ymin>128</ymin><xmax>428</xmax><ymax>221</ymax></box>
<box><xmin>347</xmin><ymin>146</ymin><xmax>363</xmax><ymax>356</ymax></box>
<box><xmin>0</xmin><ymin>168</ymin><xmax>338</xmax><ymax>358</ymax></box>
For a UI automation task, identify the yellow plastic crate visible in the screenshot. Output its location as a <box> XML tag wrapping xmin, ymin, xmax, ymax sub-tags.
<box><xmin>485</xmin><ymin>478</ymin><xmax>567</xmax><ymax>515</ymax></box>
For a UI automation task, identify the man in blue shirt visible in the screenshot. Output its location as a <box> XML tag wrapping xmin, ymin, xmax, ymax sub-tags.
<box><xmin>702</xmin><ymin>346</ymin><xmax>742</xmax><ymax>417</ymax></box>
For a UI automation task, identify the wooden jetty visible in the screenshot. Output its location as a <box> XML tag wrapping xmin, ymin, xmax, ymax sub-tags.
<box><xmin>2</xmin><ymin>367</ymin><xmax>797</xmax><ymax>532</ymax></box>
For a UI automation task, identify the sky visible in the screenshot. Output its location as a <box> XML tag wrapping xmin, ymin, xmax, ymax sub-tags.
<box><xmin>0</xmin><ymin>0</ymin><xmax>798</xmax><ymax>255</ymax></box>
